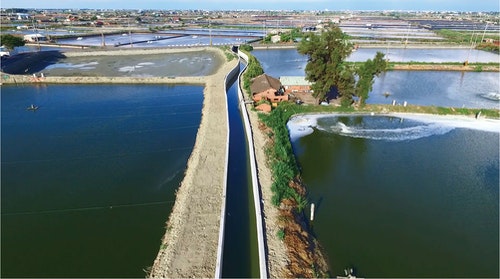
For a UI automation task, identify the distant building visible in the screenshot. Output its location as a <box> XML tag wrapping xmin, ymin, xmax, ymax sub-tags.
<box><xmin>23</xmin><ymin>34</ymin><xmax>47</xmax><ymax>42</ymax></box>
<box><xmin>302</xmin><ymin>26</ymin><xmax>317</xmax><ymax>32</ymax></box>
<box><xmin>16</xmin><ymin>13</ymin><xmax>30</xmax><ymax>20</ymax></box>
<box><xmin>280</xmin><ymin>76</ymin><xmax>312</xmax><ymax>93</ymax></box>
<box><xmin>271</xmin><ymin>34</ymin><xmax>281</xmax><ymax>43</ymax></box>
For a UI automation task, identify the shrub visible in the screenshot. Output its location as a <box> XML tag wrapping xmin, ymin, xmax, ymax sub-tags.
<box><xmin>239</xmin><ymin>44</ymin><xmax>254</xmax><ymax>52</ymax></box>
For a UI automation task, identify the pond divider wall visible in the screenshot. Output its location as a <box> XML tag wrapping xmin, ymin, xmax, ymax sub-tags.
<box><xmin>214</xmin><ymin>58</ymin><xmax>241</xmax><ymax>278</ymax></box>
<box><xmin>236</xmin><ymin>50</ymin><xmax>268</xmax><ymax>278</ymax></box>
<box><xmin>214</xmin><ymin>50</ymin><xmax>268</xmax><ymax>278</ymax></box>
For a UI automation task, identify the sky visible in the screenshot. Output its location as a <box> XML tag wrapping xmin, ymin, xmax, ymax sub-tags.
<box><xmin>1</xmin><ymin>0</ymin><xmax>499</xmax><ymax>11</ymax></box>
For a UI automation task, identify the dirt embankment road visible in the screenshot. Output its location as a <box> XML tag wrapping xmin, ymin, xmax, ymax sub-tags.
<box><xmin>392</xmin><ymin>64</ymin><xmax>499</xmax><ymax>72</ymax></box>
<box><xmin>148</xmin><ymin>56</ymin><xmax>239</xmax><ymax>277</ymax></box>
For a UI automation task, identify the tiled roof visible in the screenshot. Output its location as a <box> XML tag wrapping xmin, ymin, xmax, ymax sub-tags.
<box><xmin>250</xmin><ymin>74</ymin><xmax>282</xmax><ymax>94</ymax></box>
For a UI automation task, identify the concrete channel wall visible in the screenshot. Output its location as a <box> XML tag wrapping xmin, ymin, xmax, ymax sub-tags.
<box><xmin>236</xmin><ymin>50</ymin><xmax>268</xmax><ymax>279</ymax></box>
<box><xmin>214</xmin><ymin>50</ymin><xmax>268</xmax><ymax>278</ymax></box>
<box><xmin>214</xmin><ymin>58</ymin><xmax>241</xmax><ymax>278</ymax></box>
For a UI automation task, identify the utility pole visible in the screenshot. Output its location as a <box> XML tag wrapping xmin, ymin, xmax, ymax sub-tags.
<box><xmin>209</xmin><ymin>20</ymin><xmax>212</xmax><ymax>46</ymax></box>
<box><xmin>101</xmin><ymin>31</ymin><xmax>106</xmax><ymax>47</ymax></box>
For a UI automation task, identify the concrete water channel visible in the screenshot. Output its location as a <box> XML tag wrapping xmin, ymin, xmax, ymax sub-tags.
<box><xmin>217</xmin><ymin>53</ymin><xmax>267</xmax><ymax>278</ymax></box>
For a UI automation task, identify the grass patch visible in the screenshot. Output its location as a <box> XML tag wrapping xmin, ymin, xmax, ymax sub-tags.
<box><xmin>276</xmin><ymin>228</ymin><xmax>285</xmax><ymax>240</ymax></box>
<box><xmin>219</xmin><ymin>46</ymin><xmax>237</xmax><ymax>62</ymax></box>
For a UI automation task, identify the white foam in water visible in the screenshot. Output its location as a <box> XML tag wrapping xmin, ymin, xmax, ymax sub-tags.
<box><xmin>46</xmin><ymin>61</ymin><xmax>98</xmax><ymax>70</ymax></box>
<box><xmin>288</xmin><ymin>113</ymin><xmax>500</xmax><ymax>142</ymax></box>
<box><xmin>287</xmin><ymin>115</ymin><xmax>318</xmax><ymax>140</ymax></box>
<box><xmin>118</xmin><ymin>62</ymin><xmax>155</xmax><ymax>72</ymax></box>
<box><xmin>74</xmin><ymin>61</ymin><xmax>98</xmax><ymax>68</ymax></box>
<box><xmin>333</xmin><ymin>122</ymin><xmax>454</xmax><ymax>141</ymax></box>
<box><xmin>396</xmin><ymin>113</ymin><xmax>500</xmax><ymax>133</ymax></box>
<box><xmin>118</xmin><ymin>66</ymin><xmax>137</xmax><ymax>72</ymax></box>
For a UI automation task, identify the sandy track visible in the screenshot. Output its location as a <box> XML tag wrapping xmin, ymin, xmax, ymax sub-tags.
<box><xmin>149</xmin><ymin>55</ymin><xmax>239</xmax><ymax>278</ymax></box>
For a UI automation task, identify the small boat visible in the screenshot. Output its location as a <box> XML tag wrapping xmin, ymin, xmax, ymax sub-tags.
<box><xmin>76</xmin><ymin>37</ymin><xmax>83</xmax><ymax>40</ymax></box>
<box><xmin>26</xmin><ymin>104</ymin><xmax>38</xmax><ymax>111</ymax></box>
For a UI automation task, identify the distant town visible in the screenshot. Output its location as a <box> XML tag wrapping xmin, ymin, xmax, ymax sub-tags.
<box><xmin>1</xmin><ymin>8</ymin><xmax>499</xmax><ymax>48</ymax></box>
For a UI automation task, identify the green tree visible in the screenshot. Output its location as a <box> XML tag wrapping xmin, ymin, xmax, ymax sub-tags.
<box><xmin>241</xmin><ymin>52</ymin><xmax>264</xmax><ymax>97</ymax></box>
<box><xmin>262</xmin><ymin>34</ymin><xmax>272</xmax><ymax>44</ymax></box>
<box><xmin>290</xmin><ymin>27</ymin><xmax>303</xmax><ymax>42</ymax></box>
<box><xmin>353</xmin><ymin>51</ymin><xmax>387</xmax><ymax>106</ymax></box>
<box><xmin>0</xmin><ymin>34</ymin><xmax>25</xmax><ymax>50</ymax></box>
<box><xmin>280</xmin><ymin>32</ymin><xmax>291</xmax><ymax>43</ymax></box>
<box><xmin>298</xmin><ymin>24</ymin><xmax>387</xmax><ymax>106</ymax></box>
<box><xmin>239</xmin><ymin>44</ymin><xmax>253</xmax><ymax>52</ymax></box>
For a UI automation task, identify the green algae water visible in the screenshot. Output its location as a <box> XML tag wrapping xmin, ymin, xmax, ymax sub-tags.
<box><xmin>1</xmin><ymin>84</ymin><xmax>203</xmax><ymax>277</ymax></box>
<box><xmin>289</xmin><ymin>114</ymin><xmax>499</xmax><ymax>278</ymax></box>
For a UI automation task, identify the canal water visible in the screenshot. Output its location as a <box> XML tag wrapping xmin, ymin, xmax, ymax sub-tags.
<box><xmin>221</xmin><ymin>67</ymin><xmax>260</xmax><ymax>277</ymax></box>
<box><xmin>288</xmin><ymin>114</ymin><xmax>499</xmax><ymax>277</ymax></box>
<box><xmin>1</xmin><ymin>84</ymin><xmax>203</xmax><ymax>277</ymax></box>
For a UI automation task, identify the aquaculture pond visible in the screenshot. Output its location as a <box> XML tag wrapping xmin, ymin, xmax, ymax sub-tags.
<box><xmin>1</xmin><ymin>84</ymin><xmax>203</xmax><ymax>277</ymax></box>
<box><xmin>288</xmin><ymin>114</ymin><xmax>499</xmax><ymax>278</ymax></box>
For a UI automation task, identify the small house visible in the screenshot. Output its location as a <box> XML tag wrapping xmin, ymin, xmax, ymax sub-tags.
<box><xmin>251</xmin><ymin>73</ymin><xmax>288</xmax><ymax>103</ymax></box>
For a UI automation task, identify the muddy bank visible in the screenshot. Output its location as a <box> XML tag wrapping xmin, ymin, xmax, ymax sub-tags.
<box><xmin>1</xmin><ymin>50</ymin><xmax>66</xmax><ymax>75</ymax></box>
<box><xmin>392</xmin><ymin>64</ymin><xmax>499</xmax><ymax>72</ymax></box>
<box><xmin>1</xmin><ymin>47</ymin><xmax>223</xmax><ymax>77</ymax></box>
<box><xmin>250</xmin><ymin>117</ymin><xmax>330</xmax><ymax>278</ymax></box>
<box><xmin>1</xmin><ymin>74</ymin><xmax>205</xmax><ymax>85</ymax></box>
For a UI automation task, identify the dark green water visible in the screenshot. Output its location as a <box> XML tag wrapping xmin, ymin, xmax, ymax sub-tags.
<box><xmin>291</xmin><ymin>115</ymin><xmax>499</xmax><ymax>278</ymax></box>
<box><xmin>1</xmin><ymin>84</ymin><xmax>203</xmax><ymax>277</ymax></box>
<box><xmin>221</xmin><ymin>74</ymin><xmax>259</xmax><ymax>277</ymax></box>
